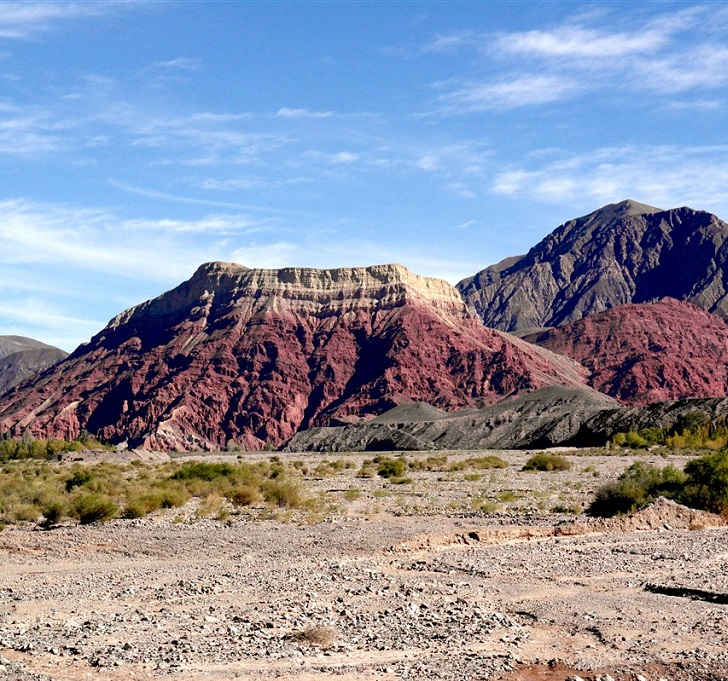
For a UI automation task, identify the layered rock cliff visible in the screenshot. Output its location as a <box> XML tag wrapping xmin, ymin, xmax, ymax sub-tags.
<box><xmin>523</xmin><ymin>298</ymin><xmax>728</xmax><ymax>405</ymax></box>
<box><xmin>458</xmin><ymin>200</ymin><xmax>728</xmax><ymax>332</ymax></box>
<box><xmin>0</xmin><ymin>262</ymin><xmax>588</xmax><ymax>450</ymax></box>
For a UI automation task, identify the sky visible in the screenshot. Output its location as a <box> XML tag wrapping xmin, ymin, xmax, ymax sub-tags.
<box><xmin>2</xmin><ymin>1</ymin><xmax>728</xmax><ymax>351</ymax></box>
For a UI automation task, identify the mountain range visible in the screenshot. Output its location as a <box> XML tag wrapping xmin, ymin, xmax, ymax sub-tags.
<box><xmin>2</xmin><ymin>199</ymin><xmax>727</xmax><ymax>451</ymax></box>
<box><xmin>0</xmin><ymin>262</ymin><xmax>586</xmax><ymax>450</ymax></box>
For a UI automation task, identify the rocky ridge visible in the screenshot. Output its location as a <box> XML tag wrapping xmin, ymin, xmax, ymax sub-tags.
<box><xmin>523</xmin><ymin>298</ymin><xmax>728</xmax><ymax>404</ymax></box>
<box><xmin>0</xmin><ymin>262</ymin><xmax>588</xmax><ymax>451</ymax></box>
<box><xmin>286</xmin><ymin>385</ymin><xmax>728</xmax><ymax>452</ymax></box>
<box><xmin>458</xmin><ymin>200</ymin><xmax>728</xmax><ymax>332</ymax></box>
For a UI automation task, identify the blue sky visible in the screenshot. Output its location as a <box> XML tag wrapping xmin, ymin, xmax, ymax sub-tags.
<box><xmin>2</xmin><ymin>1</ymin><xmax>728</xmax><ymax>350</ymax></box>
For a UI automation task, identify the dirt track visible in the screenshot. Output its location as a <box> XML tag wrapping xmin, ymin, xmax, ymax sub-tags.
<box><xmin>1</xmin><ymin>450</ymin><xmax>728</xmax><ymax>681</ymax></box>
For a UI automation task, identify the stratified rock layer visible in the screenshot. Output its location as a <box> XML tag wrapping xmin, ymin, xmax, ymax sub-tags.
<box><xmin>0</xmin><ymin>336</ymin><xmax>68</xmax><ymax>396</ymax></box>
<box><xmin>0</xmin><ymin>262</ymin><xmax>588</xmax><ymax>450</ymax></box>
<box><xmin>523</xmin><ymin>298</ymin><xmax>728</xmax><ymax>405</ymax></box>
<box><xmin>458</xmin><ymin>200</ymin><xmax>728</xmax><ymax>332</ymax></box>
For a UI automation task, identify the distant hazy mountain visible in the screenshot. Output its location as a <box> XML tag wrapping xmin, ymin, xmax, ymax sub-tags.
<box><xmin>523</xmin><ymin>298</ymin><xmax>728</xmax><ymax>405</ymax></box>
<box><xmin>0</xmin><ymin>336</ymin><xmax>68</xmax><ymax>396</ymax></box>
<box><xmin>458</xmin><ymin>200</ymin><xmax>728</xmax><ymax>333</ymax></box>
<box><xmin>0</xmin><ymin>262</ymin><xmax>588</xmax><ymax>451</ymax></box>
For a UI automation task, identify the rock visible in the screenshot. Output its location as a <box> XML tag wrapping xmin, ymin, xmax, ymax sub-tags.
<box><xmin>523</xmin><ymin>298</ymin><xmax>728</xmax><ymax>404</ymax></box>
<box><xmin>0</xmin><ymin>262</ymin><xmax>588</xmax><ymax>451</ymax></box>
<box><xmin>458</xmin><ymin>200</ymin><xmax>728</xmax><ymax>332</ymax></box>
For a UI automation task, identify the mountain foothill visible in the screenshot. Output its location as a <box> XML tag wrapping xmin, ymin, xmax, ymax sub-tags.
<box><xmin>2</xmin><ymin>199</ymin><xmax>728</xmax><ymax>451</ymax></box>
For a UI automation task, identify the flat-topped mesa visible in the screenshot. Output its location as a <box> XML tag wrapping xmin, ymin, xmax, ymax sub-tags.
<box><xmin>0</xmin><ymin>261</ymin><xmax>590</xmax><ymax>451</ymax></box>
<box><xmin>99</xmin><ymin>262</ymin><xmax>472</xmax><ymax>349</ymax></box>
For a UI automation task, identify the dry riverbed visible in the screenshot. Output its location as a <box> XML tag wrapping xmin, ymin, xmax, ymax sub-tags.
<box><xmin>1</xmin><ymin>448</ymin><xmax>727</xmax><ymax>681</ymax></box>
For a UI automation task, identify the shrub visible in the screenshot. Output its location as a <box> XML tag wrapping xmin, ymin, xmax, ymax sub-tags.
<box><xmin>292</xmin><ymin>624</ymin><xmax>337</xmax><ymax>647</ymax></box>
<box><xmin>169</xmin><ymin>462</ymin><xmax>235</xmax><ymax>481</ymax></box>
<box><xmin>376</xmin><ymin>457</ymin><xmax>407</xmax><ymax>479</ymax></box>
<box><xmin>261</xmin><ymin>479</ymin><xmax>304</xmax><ymax>508</ymax></box>
<box><xmin>588</xmin><ymin>462</ymin><xmax>686</xmax><ymax>517</ymax></box>
<box><xmin>450</xmin><ymin>456</ymin><xmax>507</xmax><ymax>471</ymax></box>
<box><xmin>65</xmin><ymin>469</ymin><xmax>93</xmax><ymax>492</ymax></box>
<box><xmin>73</xmin><ymin>493</ymin><xmax>118</xmax><ymax>524</ymax></box>
<box><xmin>522</xmin><ymin>454</ymin><xmax>571</xmax><ymax>472</ymax></box>
<box><xmin>41</xmin><ymin>497</ymin><xmax>67</xmax><ymax>526</ymax></box>
<box><xmin>679</xmin><ymin>450</ymin><xmax>728</xmax><ymax>514</ymax></box>
<box><xmin>227</xmin><ymin>485</ymin><xmax>262</xmax><ymax>507</ymax></box>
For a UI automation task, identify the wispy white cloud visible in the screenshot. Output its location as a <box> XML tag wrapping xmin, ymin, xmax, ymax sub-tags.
<box><xmin>494</xmin><ymin>25</ymin><xmax>667</xmax><ymax>59</ymax></box>
<box><xmin>437</xmin><ymin>74</ymin><xmax>578</xmax><ymax>111</ymax></box>
<box><xmin>275</xmin><ymin>107</ymin><xmax>334</xmax><ymax>119</ymax></box>
<box><xmin>0</xmin><ymin>299</ymin><xmax>103</xmax><ymax>351</ymax></box>
<box><xmin>635</xmin><ymin>46</ymin><xmax>728</xmax><ymax>93</ymax></box>
<box><xmin>152</xmin><ymin>57</ymin><xmax>201</xmax><ymax>71</ymax></box>
<box><xmin>0</xmin><ymin>103</ymin><xmax>67</xmax><ymax>155</ymax></box>
<box><xmin>491</xmin><ymin>144</ymin><xmax>728</xmax><ymax>216</ymax></box>
<box><xmin>0</xmin><ymin>2</ymin><xmax>123</xmax><ymax>39</ymax></box>
<box><xmin>429</xmin><ymin>5</ymin><xmax>728</xmax><ymax>113</ymax></box>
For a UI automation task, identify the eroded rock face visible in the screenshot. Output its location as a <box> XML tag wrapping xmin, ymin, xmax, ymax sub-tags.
<box><xmin>0</xmin><ymin>262</ymin><xmax>588</xmax><ymax>450</ymax></box>
<box><xmin>458</xmin><ymin>200</ymin><xmax>728</xmax><ymax>332</ymax></box>
<box><xmin>524</xmin><ymin>298</ymin><xmax>728</xmax><ymax>404</ymax></box>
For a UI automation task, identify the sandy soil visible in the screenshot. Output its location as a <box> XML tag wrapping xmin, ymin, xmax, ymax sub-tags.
<box><xmin>1</xmin><ymin>449</ymin><xmax>728</xmax><ymax>681</ymax></box>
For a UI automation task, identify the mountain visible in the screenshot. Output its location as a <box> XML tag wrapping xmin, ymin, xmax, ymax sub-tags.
<box><xmin>523</xmin><ymin>298</ymin><xmax>728</xmax><ymax>405</ymax></box>
<box><xmin>0</xmin><ymin>262</ymin><xmax>588</xmax><ymax>451</ymax></box>
<box><xmin>0</xmin><ymin>336</ymin><xmax>68</xmax><ymax>396</ymax></box>
<box><xmin>458</xmin><ymin>200</ymin><xmax>728</xmax><ymax>333</ymax></box>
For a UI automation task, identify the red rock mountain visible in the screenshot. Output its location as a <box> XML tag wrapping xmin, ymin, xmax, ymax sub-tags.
<box><xmin>523</xmin><ymin>298</ymin><xmax>728</xmax><ymax>405</ymax></box>
<box><xmin>0</xmin><ymin>262</ymin><xmax>588</xmax><ymax>450</ymax></box>
<box><xmin>458</xmin><ymin>200</ymin><xmax>728</xmax><ymax>333</ymax></box>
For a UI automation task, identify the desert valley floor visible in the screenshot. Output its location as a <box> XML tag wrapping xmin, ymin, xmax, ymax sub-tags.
<box><xmin>1</xmin><ymin>449</ymin><xmax>728</xmax><ymax>681</ymax></box>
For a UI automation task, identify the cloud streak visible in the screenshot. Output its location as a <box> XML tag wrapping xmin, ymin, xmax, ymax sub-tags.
<box><xmin>0</xmin><ymin>2</ymin><xmax>123</xmax><ymax>39</ymax></box>
<box><xmin>430</xmin><ymin>5</ymin><xmax>728</xmax><ymax>113</ymax></box>
<box><xmin>491</xmin><ymin>144</ymin><xmax>728</xmax><ymax>216</ymax></box>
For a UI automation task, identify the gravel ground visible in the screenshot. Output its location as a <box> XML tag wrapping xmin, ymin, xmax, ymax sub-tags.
<box><xmin>1</xmin><ymin>449</ymin><xmax>727</xmax><ymax>681</ymax></box>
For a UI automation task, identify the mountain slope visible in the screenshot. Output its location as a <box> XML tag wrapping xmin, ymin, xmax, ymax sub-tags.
<box><xmin>522</xmin><ymin>298</ymin><xmax>728</xmax><ymax>405</ymax></box>
<box><xmin>0</xmin><ymin>336</ymin><xmax>68</xmax><ymax>396</ymax></box>
<box><xmin>0</xmin><ymin>262</ymin><xmax>588</xmax><ymax>450</ymax></box>
<box><xmin>458</xmin><ymin>200</ymin><xmax>728</xmax><ymax>332</ymax></box>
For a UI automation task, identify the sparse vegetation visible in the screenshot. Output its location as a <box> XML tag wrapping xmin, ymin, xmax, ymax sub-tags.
<box><xmin>588</xmin><ymin>451</ymin><xmax>728</xmax><ymax>517</ymax></box>
<box><xmin>291</xmin><ymin>624</ymin><xmax>337</xmax><ymax>648</ymax></box>
<box><xmin>375</xmin><ymin>456</ymin><xmax>407</xmax><ymax>479</ymax></box>
<box><xmin>449</xmin><ymin>455</ymin><xmax>507</xmax><ymax>471</ymax></box>
<box><xmin>0</xmin><ymin>457</ymin><xmax>312</xmax><ymax>527</ymax></box>
<box><xmin>610</xmin><ymin>412</ymin><xmax>728</xmax><ymax>451</ymax></box>
<box><xmin>0</xmin><ymin>434</ymin><xmax>112</xmax><ymax>462</ymax></box>
<box><xmin>522</xmin><ymin>454</ymin><xmax>572</xmax><ymax>472</ymax></box>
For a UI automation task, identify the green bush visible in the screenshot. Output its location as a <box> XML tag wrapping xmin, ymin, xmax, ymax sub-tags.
<box><xmin>588</xmin><ymin>462</ymin><xmax>687</xmax><ymax>517</ymax></box>
<box><xmin>679</xmin><ymin>450</ymin><xmax>728</xmax><ymax>514</ymax></box>
<box><xmin>41</xmin><ymin>497</ymin><xmax>68</xmax><ymax>526</ymax></box>
<box><xmin>261</xmin><ymin>479</ymin><xmax>304</xmax><ymax>508</ymax></box>
<box><xmin>522</xmin><ymin>454</ymin><xmax>571</xmax><ymax>472</ymax></box>
<box><xmin>73</xmin><ymin>493</ymin><xmax>118</xmax><ymax>524</ymax></box>
<box><xmin>227</xmin><ymin>485</ymin><xmax>262</xmax><ymax>507</ymax></box>
<box><xmin>376</xmin><ymin>457</ymin><xmax>407</xmax><ymax>479</ymax></box>
<box><xmin>169</xmin><ymin>461</ymin><xmax>235</xmax><ymax>481</ymax></box>
<box><xmin>65</xmin><ymin>469</ymin><xmax>93</xmax><ymax>492</ymax></box>
<box><xmin>449</xmin><ymin>456</ymin><xmax>507</xmax><ymax>471</ymax></box>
